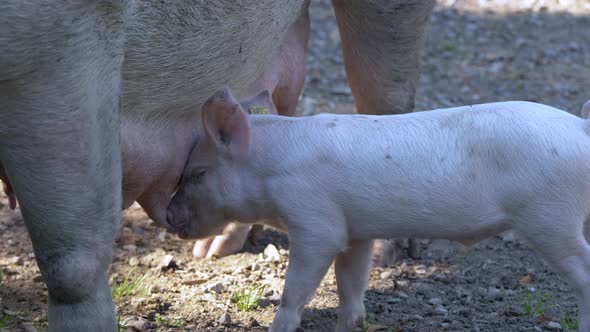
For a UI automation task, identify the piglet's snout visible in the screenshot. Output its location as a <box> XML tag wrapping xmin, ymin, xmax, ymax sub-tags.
<box><xmin>166</xmin><ymin>204</ymin><xmax>188</xmax><ymax>233</ymax></box>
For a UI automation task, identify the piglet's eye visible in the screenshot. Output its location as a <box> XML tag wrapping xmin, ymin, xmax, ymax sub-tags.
<box><xmin>190</xmin><ymin>169</ymin><xmax>206</xmax><ymax>183</ymax></box>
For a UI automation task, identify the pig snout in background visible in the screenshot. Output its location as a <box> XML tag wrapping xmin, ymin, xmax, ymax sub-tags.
<box><xmin>168</xmin><ymin>91</ymin><xmax>590</xmax><ymax>332</ymax></box>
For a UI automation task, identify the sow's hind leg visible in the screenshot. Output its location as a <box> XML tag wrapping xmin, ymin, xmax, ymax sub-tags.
<box><xmin>514</xmin><ymin>208</ymin><xmax>590</xmax><ymax>332</ymax></box>
<box><xmin>332</xmin><ymin>0</ymin><xmax>435</xmax><ymax>266</ymax></box>
<box><xmin>0</xmin><ymin>1</ymin><xmax>126</xmax><ymax>331</ymax></box>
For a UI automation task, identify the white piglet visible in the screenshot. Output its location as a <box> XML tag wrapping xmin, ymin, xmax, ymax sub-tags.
<box><xmin>167</xmin><ymin>89</ymin><xmax>590</xmax><ymax>332</ymax></box>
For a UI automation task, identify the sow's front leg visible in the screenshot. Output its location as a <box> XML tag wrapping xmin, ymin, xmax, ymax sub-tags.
<box><xmin>0</xmin><ymin>2</ymin><xmax>126</xmax><ymax>331</ymax></box>
<box><xmin>332</xmin><ymin>0</ymin><xmax>435</xmax><ymax>266</ymax></box>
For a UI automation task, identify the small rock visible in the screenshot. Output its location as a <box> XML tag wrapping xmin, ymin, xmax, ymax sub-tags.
<box><xmin>532</xmin><ymin>327</ymin><xmax>543</xmax><ymax>332</ymax></box>
<box><xmin>380</xmin><ymin>271</ymin><xmax>393</xmax><ymax>280</ymax></box>
<box><xmin>259</xmin><ymin>298</ymin><xmax>272</xmax><ymax>308</ymax></box>
<box><xmin>396</xmin><ymin>291</ymin><xmax>409</xmax><ymax>299</ymax></box>
<box><xmin>439</xmin><ymin>322</ymin><xmax>449</xmax><ymax>328</ymax></box>
<box><xmin>129</xmin><ymin>257</ymin><xmax>139</xmax><ymax>266</ymax></box>
<box><xmin>248</xmin><ymin>317</ymin><xmax>260</xmax><ymax>327</ymax></box>
<box><xmin>218</xmin><ymin>312</ymin><xmax>231</xmax><ymax>325</ymax></box>
<box><xmin>264</xmin><ymin>244</ymin><xmax>280</xmax><ymax>261</ymax></box>
<box><xmin>330</xmin><ymin>87</ymin><xmax>352</xmax><ymax>96</ymax></box>
<box><xmin>123</xmin><ymin>244</ymin><xmax>137</xmax><ymax>252</ymax></box>
<box><xmin>411</xmin><ymin>314</ymin><xmax>424</xmax><ymax>321</ymax></box>
<box><xmin>428</xmin><ymin>297</ymin><xmax>443</xmax><ymax>305</ymax></box>
<box><xmin>487</xmin><ymin>287</ymin><xmax>503</xmax><ymax>300</ymax></box>
<box><xmin>487</xmin><ymin>312</ymin><xmax>499</xmax><ymax>320</ymax></box>
<box><xmin>161</xmin><ymin>255</ymin><xmax>174</xmax><ymax>268</ymax></box>
<box><xmin>433</xmin><ymin>305</ymin><xmax>448</xmax><ymax>315</ymax></box>
<box><xmin>10</xmin><ymin>256</ymin><xmax>22</xmax><ymax>265</ymax></box>
<box><xmin>265</xmin><ymin>289</ymin><xmax>281</xmax><ymax>301</ymax></box>
<box><xmin>157</xmin><ymin>231</ymin><xmax>167</xmax><ymax>242</ymax></box>
<box><xmin>205</xmin><ymin>282</ymin><xmax>224</xmax><ymax>294</ymax></box>
<box><xmin>140</xmin><ymin>249</ymin><xmax>166</xmax><ymax>267</ymax></box>
<box><xmin>500</xmin><ymin>231</ymin><xmax>515</xmax><ymax>241</ymax></box>
<box><xmin>520</xmin><ymin>273</ymin><xmax>534</xmax><ymax>286</ymax></box>
<box><xmin>385</xmin><ymin>297</ymin><xmax>401</xmax><ymax>304</ymax></box>
<box><xmin>544</xmin><ymin>322</ymin><xmax>562</xmax><ymax>331</ymax></box>
<box><xmin>122</xmin><ymin>316</ymin><xmax>150</xmax><ymax>332</ymax></box>
<box><xmin>21</xmin><ymin>322</ymin><xmax>37</xmax><ymax>332</ymax></box>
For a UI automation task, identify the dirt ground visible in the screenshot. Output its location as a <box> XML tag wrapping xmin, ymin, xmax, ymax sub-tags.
<box><xmin>1</xmin><ymin>0</ymin><xmax>590</xmax><ymax>331</ymax></box>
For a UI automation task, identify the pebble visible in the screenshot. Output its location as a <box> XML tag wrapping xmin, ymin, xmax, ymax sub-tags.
<box><xmin>248</xmin><ymin>317</ymin><xmax>260</xmax><ymax>327</ymax></box>
<box><xmin>385</xmin><ymin>297</ymin><xmax>401</xmax><ymax>304</ymax></box>
<box><xmin>259</xmin><ymin>298</ymin><xmax>272</xmax><ymax>308</ymax></box>
<box><xmin>10</xmin><ymin>256</ymin><xmax>22</xmax><ymax>265</ymax></box>
<box><xmin>520</xmin><ymin>273</ymin><xmax>534</xmax><ymax>286</ymax></box>
<box><xmin>487</xmin><ymin>287</ymin><xmax>503</xmax><ymax>300</ymax></box>
<box><xmin>501</xmin><ymin>231</ymin><xmax>516</xmax><ymax>241</ymax></box>
<box><xmin>129</xmin><ymin>257</ymin><xmax>139</xmax><ymax>266</ymax></box>
<box><xmin>380</xmin><ymin>271</ymin><xmax>393</xmax><ymax>280</ymax></box>
<box><xmin>122</xmin><ymin>317</ymin><xmax>150</xmax><ymax>331</ymax></box>
<box><xmin>439</xmin><ymin>322</ymin><xmax>450</xmax><ymax>328</ymax></box>
<box><xmin>123</xmin><ymin>244</ymin><xmax>137</xmax><ymax>253</ymax></box>
<box><xmin>265</xmin><ymin>289</ymin><xmax>281</xmax><ymax>301</ymax></box>
<box><xmin>161</xmin><ymin>255</ymin><xmax>174</xmax><ymax>268</ymax></box>
<box><xmin>20</xmin><ymin>322</ymin><xmax>37</xmax><ymax>332</ymax></box>
<box><xmin>544</xmin><ymin>322</ymin><xmax>562</xmax><ymax>331</ymax></box>
<box><xmin>218</xmin><ymin>312</ymin><xmax>231</xmax><ymax>325</ymax></box>
<box><xmin>433</xmin><ymin>305</ymin><xmax>448</xmax><ymax>315</ymax></box>
<box><xmin>396</xmin><ymin>291</ymin><xmax>409</xmax><ymax>299</ymax></box>
<box><xmin>206</xmin><ymin>282</ymin><xmax>225</xmax><ymax>294</ymax></box>
<box><xmin>411</xmin><ymin>314</ymin><xmax>424</xmax><ymax>321</ymax></box>
<box><xmin>264</xmin><ymin>244</ymin><xmax>280</xmax><ymax>261</ymax></box>
<box><xmin>428</xmin><ymin>297</ymin><xmax>443</xmax><ymax>305</ymax></box>
<box><xmin>330</xmin><ymin>87</ymin><xmax>352</xmax><ymax>96</ymax></box>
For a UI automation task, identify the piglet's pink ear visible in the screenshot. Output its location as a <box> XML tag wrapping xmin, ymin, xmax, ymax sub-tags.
<box><xmin>202</xmin><ymin>87</ymin><xmax>250</xmax><ymax>157</ymax></box>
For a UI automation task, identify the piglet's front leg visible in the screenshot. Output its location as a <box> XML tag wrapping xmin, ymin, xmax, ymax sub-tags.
<box><xmin>270</xmin><ymin>209</ymin><xmax>348</xmax><ymax>332</ymax></box>
<box><xmin>335</xmin><ymin>240</ymin><xmax>373</xmax><ymax>332</ymax></box>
